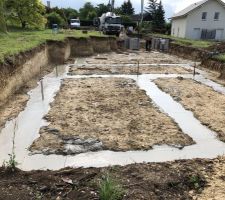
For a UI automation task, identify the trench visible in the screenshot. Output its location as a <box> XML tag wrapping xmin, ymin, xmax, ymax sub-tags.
<box><xmin>1</xmin><ymin>57</ymin><xmax>225</xmax><ymax>171</ymax></box>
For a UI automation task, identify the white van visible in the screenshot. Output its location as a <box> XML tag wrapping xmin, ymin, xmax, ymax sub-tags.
<box><xmin>70</xmin><ymin>19</ymin><xmax>80</xmax><ymax>29</ymax></box>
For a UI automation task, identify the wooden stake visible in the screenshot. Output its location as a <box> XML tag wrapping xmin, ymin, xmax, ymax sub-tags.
<box><xmin>137</xmin><ymin>60</ymin><xmax>140</xmax><ymax>76</ymax></box>
<box><xmin>193</xmin><ymin>63</ymin><xmax>196</xmax><ymax>77</ymax></box>
<box><xmin>41</xmin><ymin>78</ymin><xmax>44</xmax><ymax>101</ymax></box>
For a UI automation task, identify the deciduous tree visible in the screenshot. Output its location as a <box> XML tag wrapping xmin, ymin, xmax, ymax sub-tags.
<box><xmin>96</xmin><ymin>3</ymin><xmax>109</xmax><ymax>17</ymax></box>
<box><xmin>79</xmin><ymin>2</ymin><xmax>96</xmax><ymax>20</ymax></box>
<box><xmin>5</xmin><ymin>0</ymin><xmax>46</xmax><ymax>29</ymax></box>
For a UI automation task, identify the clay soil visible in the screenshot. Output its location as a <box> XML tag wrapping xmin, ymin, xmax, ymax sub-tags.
<box><xmin>0</xmin><ymin>159</ymin><xmax>215</xmax><ymax>200</ymax></box>
<box><xmin>154</xmin><ymin>77</ymin><xmax>225</xmax><ymax>142</ymax></box>
<box><xmin>30</xmin><ymin>78</ymin><xmax>193</xmax><ymax>155</ymax></box>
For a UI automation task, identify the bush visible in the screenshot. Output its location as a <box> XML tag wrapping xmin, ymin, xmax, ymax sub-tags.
<box><xmin>46</xmin><ymin>12</ymin><xmax>66</xmax><ymax>28</ymax></box>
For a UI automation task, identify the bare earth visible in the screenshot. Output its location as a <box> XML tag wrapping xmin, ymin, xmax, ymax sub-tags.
<box><xmin>198</xmin><ymin>66</ymin><xmax>225</xmax><ymax>86</ymax></box>
<box><xmin>86</xmin><ymin>51</ymin><xmax>192</xmax><ymax>65</ymax></box>
<box><xmin>0</xmin><ymin>92</ymin><xmax>29</xmax><ymax>130</ymax></box>
<box><xmin>154</xmin><ymin>77</ymin><xmax>225</xmax><ymax>142</ymax></box>
<box><xmin>69</xmin><ymin>65</ymin><xmax>192</xmax><ymax>75</ymax></box>
<box><xmin>30</xmin><ymin>78</ymin><xmax>193</xmax><ymax>155</ymax></box>
<box><xmin>0</xmin><ymin>65</ymin><xmax>56</xmax><ymax>133</ymax></box>
<box><xmin>197</xmin><ymin>156</ymin><xmax>225</xmax><ymax>200</ymax></box>
<box><xmin>0</xmin><ymin>158</ymin><xmax>214</xmax><ymax>200</ymax></box>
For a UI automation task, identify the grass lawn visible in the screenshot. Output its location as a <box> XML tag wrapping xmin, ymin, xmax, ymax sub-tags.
<box><xmin>0</xmin><ymin>29</ymin><xmax>103</xmax><ymax>62</ymax></box>
<box><xmin>151</xmin><ymin>33</ymin><xmax>214</xmax><ymax>49</ymax></box>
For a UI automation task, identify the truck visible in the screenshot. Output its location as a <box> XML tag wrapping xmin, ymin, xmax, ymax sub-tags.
<box><xmin>70</xmin><ymin>19</ymin><xmax>80</xmax><ymax>29</ymax></box>
<box><xmin>97</xmin><ymin>12</ymin><xmax>123</xmax><ymax>36</ymax></box>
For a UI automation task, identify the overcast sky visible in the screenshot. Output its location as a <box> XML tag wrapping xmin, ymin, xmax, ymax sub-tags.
<box><xmin>42</xmin><ymin>0</ymin><xmax>209</xmax><ymax>19</ymax></box>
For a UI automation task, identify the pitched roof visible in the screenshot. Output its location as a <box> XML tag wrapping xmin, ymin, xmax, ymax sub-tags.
<box><xmin>172</xmin><ymin>0</ymin><xmax>225</xmax><ymax>19</ymax></box>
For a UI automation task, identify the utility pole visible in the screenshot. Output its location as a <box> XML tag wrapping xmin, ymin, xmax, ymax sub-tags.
<box><xmin>141</xmin><ymin>0</ymin><xmax>144</xmax><ymax>24</ymax></box>
<box><xmin>112</xmin><ymin>0</ymin><xmax>115</xmax><ymax>12</ymax></box>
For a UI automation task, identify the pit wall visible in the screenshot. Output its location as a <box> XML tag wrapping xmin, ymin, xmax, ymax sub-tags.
<box><xmin>0</xmin><ymin>36</ymin><xmax>118</xmax><ymax>104</ymax></box>
<box><xmin>169</xmin><ymin>43</ymin><xmax>208</xmax><ymax>61</ymax></box>
<box><xmin>169</xmin><ymin>43</ymin><xmax>225</xmax><ymax>78</ymax></box>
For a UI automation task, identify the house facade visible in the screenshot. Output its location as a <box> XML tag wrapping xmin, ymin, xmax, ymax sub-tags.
<box><xmin>171</xmin><ymin>0</ymin><xmax>225</xmax><ymax>40</ymax></box>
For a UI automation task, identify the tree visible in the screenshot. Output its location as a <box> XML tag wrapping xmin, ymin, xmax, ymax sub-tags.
<box><xmin>154</xmin><ymin>1</ymin><xmax>165</xmax><ymax>30</ymax></box>
<box><xmin>96</xmin><ymin>3</ymin><xmax>109</xmax><ymax>17</ymax></box>
<box><xmin>63</xmin><ymin>8</ymin><xmax>79</xmax><ymax>20</ymax></box>
<box><xmin>79</xmin><ymin>2</ymin><xmax>96</xmax><ymax>20</ymax></box>
<box><xmin>121</xmin><ymin>0</ymin><xmax>134</xmax><ymax>16</ymax></box>
<box><xmin>87</xmin><ymin>10</ymin><xmax>97</xmax><ymax>20</ymax></box>
<box><xmin>46</xmin><ymin>12</ymin><xmax>65</xmax><ymax>28</ymax></box>
<box><xmin>114</xmin><ymin>7</ymin><xmax>123</xmax><ymax>15</ymax></box>
<box><xmin>5</xmin><ymin>0</ymin><xmax>46</xmax><ymax>29</ymax></box>
<box><xmin>146</xmin><ymin>0</ymin><xmax>165</xmax><ymax>32</ymax></box>
<box><xmin>0</xmin><ymin>0</ymin><xmax>7</xmax><ymax>33</ymax></box>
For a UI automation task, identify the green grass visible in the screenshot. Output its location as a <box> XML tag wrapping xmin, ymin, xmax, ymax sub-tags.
<box><xmin>213</xmin><ymin>53</ymin><xmax>225</xmax><ymax>62</ymax></box>
<box><xmin>0</xmin><ymin>29</ymin><xmax>103</xmax><ymax>62</ymax></box>
<box><xmin>99</xmin><ymin>174</ymin><xmax>124</xmax><ymax>200</ymax></box>
<box><xmin>151</xmin><ymin>33</ymin><xmax>214</xmax><ymax>48</ymax></box>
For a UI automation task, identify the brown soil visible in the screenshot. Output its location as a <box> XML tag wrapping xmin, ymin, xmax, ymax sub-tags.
<box><xmin>30</xmin><ymin>78</ymin><xmax>193</xmax><ymax>155</ymax></box>
<box><xmin>69</xmin><ymin>65</ymin><xmax>192</xmax><ymax>75</ymax></box>
<box><xmin>197</xmin><ymin>157</ymin><xmax>225</xmax><ymax>199</ymax></box>
<box><xmin>0</xmin><ymin>62</ymin><xmax>70</xmax><ymax>133</ymax></box>
<box><xmin>85</xmin><ymin>51</ymin><xmax>192</xmax><ymax>65</ymax></box>
<box><xmin>198</xmin><ymin>66</ymin><xmax>225</xmax><ymax>86</ymax></box>
<box><xmin>154</xmin><ymin>77</ymin><xmax>225</xmax><ymax>142</ymax></box>
<box><xmin>0</xmin><ymin>159</ymin><xmax>215</xmax><ymax>200</ymax></box>
<box><xmin>0</xmin><ymin>86</ymin><xmax>29</xmax><ymax>130</ymax></box>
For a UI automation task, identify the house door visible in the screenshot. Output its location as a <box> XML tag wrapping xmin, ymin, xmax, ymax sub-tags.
<box><xmin>193</xmin><ymin>28</ymin><xmax>201</xmax><ymax>39</ymax></box>
<box><xmin>215</xmin><ymin>29</ymin><xmax>224</xmax><ymax>40</ymax></box>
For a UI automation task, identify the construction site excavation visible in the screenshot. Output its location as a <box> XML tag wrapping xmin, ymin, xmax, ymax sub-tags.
<box><xmin>2</xmin><ymin>38</ymin><xmax>225</xmax><ymax>199</ymax></box>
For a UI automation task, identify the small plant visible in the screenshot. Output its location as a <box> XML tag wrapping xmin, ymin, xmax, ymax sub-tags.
<box><xmin>3</xmin><ymin>120</ymin><xmax>19</xmax><ymax>171</ymax></box>
<box><xmin>189</xmin><ymin>175</ymin><xmax>202</xmax><ymax>189</ymax></box>
<box><xmin>5</xmin><ymin>152</ymin><xmax>18</xmax><ymax>170</ymax></box>
<box><xmin>99</xmin><ymin>174</ymin><xmax>124</xmax><ymax>200</ymax></box>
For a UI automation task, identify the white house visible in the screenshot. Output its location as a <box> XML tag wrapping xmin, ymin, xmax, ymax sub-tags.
<box><xmin>171</xmin><ymin>0</ymin><xmax>225</xmax><ymax>40</ymax></box>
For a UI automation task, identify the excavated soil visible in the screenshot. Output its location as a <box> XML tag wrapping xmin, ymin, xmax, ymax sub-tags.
<box><xmin>0</xmin><ymin>66</ymin><xmax>53</xmax><ymax>131</ymax></box>
<box><xmin>198</xmin><ymin>66</ymin><xmax>225</xmax><ymax>86</ymax></box>
<box><xmin>0</xmin><ymin>159</ymin><xmax>215</xmax><ymax>200</ymax></box>
<box><xmin>69</xmin><ymin>65</ymin><xmax>192</xmax><ymax>75</ymax></box>
<box><xmin>197</xmin><ymin>157</ymin><xmax>225</xmax><ymax>200</ymax></box>
<box><xmin>30</xmin><ymin>78</ymin><xmax>193</xmax><ymax>155</ymax></box>
<box><xmin>154</xmin><ymin>78</ymin><xmax>225</xmax><ymax>142</ymax></box>
<box><xmin>85</xmin><ymin>51</ymin><xmax>192</xmax><ymax>65</ymax></box>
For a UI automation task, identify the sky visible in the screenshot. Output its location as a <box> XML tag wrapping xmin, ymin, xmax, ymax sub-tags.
<box><xmin>42</xmin><ymin>0</ymin><xmax>205</xmax><ymax>19</ymax></box>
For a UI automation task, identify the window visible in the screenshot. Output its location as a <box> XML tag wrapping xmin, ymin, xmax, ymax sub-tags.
<box><xmin>214</xmin><ymin>12</ymin><xmax>220</xmax><ymax>20</ymax></box>
<box><xmin>202</xmin><ymin>12</ymin><xmax>207</xmax><ymax>20</ymax></box>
